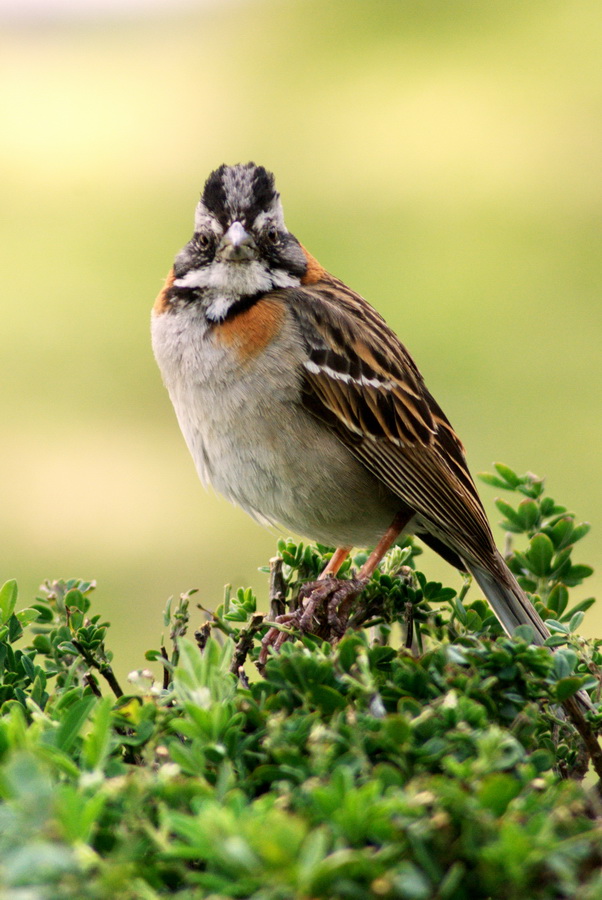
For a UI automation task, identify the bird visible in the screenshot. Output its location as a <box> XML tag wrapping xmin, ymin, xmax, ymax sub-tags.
<box><xmin>151</xmin><ymin>161</ymin><xmax>554</xmax><ymax>660</ymax></box>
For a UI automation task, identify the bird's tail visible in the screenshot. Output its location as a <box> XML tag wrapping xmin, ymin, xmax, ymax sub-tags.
<box><xmin>467</xmin><ymin>552</ymin><xmax>593</xmax><ymax>711</ymax></box>
<box><xmin>468</xmin><ymin>553</ymin><xmax>549</xmax><ymax>644</ymax></box>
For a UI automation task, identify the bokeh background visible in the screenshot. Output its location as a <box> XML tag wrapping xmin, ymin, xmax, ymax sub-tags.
<box><xmin>2</xmin><ymin>0</ymin><xmax>601</xmax><ymax>677</ymax></box>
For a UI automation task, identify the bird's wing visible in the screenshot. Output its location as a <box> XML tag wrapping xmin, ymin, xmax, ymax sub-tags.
<box><xmin>286</xmin><ymin>274</ymin><xmax>497</xmax><ymax>565</ymax></box>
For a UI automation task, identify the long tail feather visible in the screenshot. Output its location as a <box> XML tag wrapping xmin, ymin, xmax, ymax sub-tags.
<box><xmin>468</xmin><ymin>553</ymin><xmax>549</xmax><ymax>644</ymax></box>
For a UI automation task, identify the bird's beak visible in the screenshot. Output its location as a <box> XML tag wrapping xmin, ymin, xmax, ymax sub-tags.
<box><xmin>217</xmin><ymin>221</ymin><xmax>258</xmax><ymax>262</ymax></box>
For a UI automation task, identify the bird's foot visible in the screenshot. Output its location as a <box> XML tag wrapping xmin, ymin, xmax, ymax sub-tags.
<box><xmin>257</xmin><ymin>576</ymin><xmax>367</xmax><ymax>671</ymax></box>
<box><xmin>297</xmin><ymin>576</ymin><xmax>368</xmax><ymax>637</ymax></box>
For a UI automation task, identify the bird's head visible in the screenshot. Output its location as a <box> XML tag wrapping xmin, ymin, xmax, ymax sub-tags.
<box><xmin>171</xmin><ymin>163</ymin><xmax>307</xmax><ymax>321</ymax></box>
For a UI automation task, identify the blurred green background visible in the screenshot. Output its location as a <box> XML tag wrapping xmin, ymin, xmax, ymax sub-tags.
<box><xmin>2</xmin><ymin>0</ymin><xmax>601</xmax><ymax>677</ymax></box>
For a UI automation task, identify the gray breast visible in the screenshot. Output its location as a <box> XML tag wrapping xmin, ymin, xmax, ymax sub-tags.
<box><xmin>152</xmin><ymin>303</ymin><xmax>401</xmax><ymax>547</ymax></box>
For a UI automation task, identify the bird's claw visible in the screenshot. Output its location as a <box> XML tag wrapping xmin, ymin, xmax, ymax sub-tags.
<box><xmin>257</xmin><ymin>576</ymin><xmax>367</xmax><ymax>671</ymax></box>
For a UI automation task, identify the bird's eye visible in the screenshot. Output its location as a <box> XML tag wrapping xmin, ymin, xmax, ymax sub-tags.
<box><xmin>197</xmin><ymin>233</ymin><xmax>211</xmax><ymax>249</ymax></box>
<box><xmin>266</xmin><ymin>227</ymin><xmax>279</xmax><ymax>244</ymax></box>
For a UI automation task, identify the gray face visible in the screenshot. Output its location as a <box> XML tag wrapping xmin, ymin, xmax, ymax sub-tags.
<box><xmin>170</xmin><ymin>164</ymin><xmax>308</xmax><ymax>320</ymax></box>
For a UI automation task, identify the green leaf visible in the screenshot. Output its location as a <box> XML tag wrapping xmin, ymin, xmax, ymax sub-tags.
<box><xmin>516</xmin><ymin>499</ymin><xmax>539</xmax><ymax>531</ymax></box>
<box><xmin>548</xmin><ymin>517</ymin><xmax>574</xmax><ymax>550</ymax></box>
<box><xmin>545</xmin><ymin>619</ymin><xmax>570</xmax><ymax>635</ymax></box>
<box><xmin>297</xmin><ymin>827</ymin><xmax>329</xmax><ymax>886</ymax></box>
<box><xmin>495</xmin><ymin>499</ymin><xmax>523</xmax><ymax>530</ymax></box>
<box><xmin>493</xmin><ymin>463</ymin><xmax>521</xmax><ymax>487</ymax></box>
<box><xmin>439</xmin><ymin>863</ymin><xmax>467</xmax><ymax>900</ymax></box>
<box><xmin>446</xmin><ymin>645</ymin><xmax>468</xmax><ymax>664</ymax></box>
<box><xmin>556</xmin><ymin>677</ymin><xmax>586</xmax><ymax>702</ymax></box>
<box><xmin>568</xmin><ymin>611</ymin><xmax>585</xmax><ymax>633</ymax></box>
<box><xmin>64</xmin><ymin>588</ymin><xmax>90</xmax><ymax>613</ymax></box>
<box><xmin>563</xmin><ymin>565</ymin><xmax>593</xmax><ymax>587</ymax></box>
<box><xmin>0</xmin><ymin>580</ymin><xmax>18</xmax><ymax>625</ymax></box>
<box><xmin>525</xmin><ymin>534</ymin><xmax>554</xmax><ymax>577</ymax></box>
<box><xmin>547</xmin><ymin>584</ymin><xmax>569</xmax><ymax>617</ymax></box>
<box><xmin>465</xmin><ymin>609</ymin><xmax>482</xmax><ymax>631</ymax></box>
<box><xmin>559</xmin><ymin>597</ymin><xmax>595</xmax><ymax>622</ymax></box>
<box><xmin>337</xmin><ymin>635</ymin><xmax>363</xmax><ymax>672</ymax></box>
<box><xmin>53</xmin><ymin>695</ymin><xmax>97</xmax><ymax>753</ymax></box>
<box><xmin>544</xmin><ymin>634</ymin><xmax>569</xmax><ymax>648</ymax></box>
<box><xmin>20</xmin><ymin>653</ymin><xmax>36</xmax><ymax>680</ymax></box>
<box><xmin>453</xmin><ymin>597</ymin><xmax>467</xmax><ymax>625</ymax></box>
<box><xmin>479</xmin><ymin>472</ymin><xmax>513</xmax><ymax>490</ymax></box>
<box><xmin>509</xmin><ymin>550</ymin><xmax>530</xmax><ymax>573</ymax></box>
<box><xmin>308</xmin><ymin>684</ymin><xmax>346</xmax><ymax>714</ymax></box>
<box><xmin>390</xmin><ymin>862</ymin><xmax>432</xmax><ymax>899</ymax></box>
<box><xmin>383</xmin><ymin>714</ymin><xmax>411</xmax><ymax>745</ymax></box>
<box><xmin>32</xmin><ymin>634</ymin><xmax>52</xmax><ymax>654</ymax></box>
<box><xmin>7</xmin><ymin>615</ymin><xmax>23</xmax><ymax>643</ymax></box>
<box><xmin>553</xmin><ymin>648</ymin><xmax>577</xmax><ymax>679</ymax></box>
<box><xmin>477</xmin><ymin>772</ymin><xmax>522</xmax><ymax>816</ymax></box>
<box><xmin>529</xmin><ymin>749</ymin><xmax>554</xmax><ymax>773</ymax></box>
<box><xmin>550</xmin><ymin>547</ymin><xmax>572</xmax><ymax>577</ymax></box>
<box><xmin>82</xmin><ymin>697</ymin><xmax>113</xmax><ymax>770</ymax></box>
<box><xmin>570</xmin><ymin>523</ymin><xmax>591</xmax><ymax>544</ymax></box>
<box><xmin>15</xmin><ymin>607</ymin><xmax>39</xmax><ymax>627</ymax></box>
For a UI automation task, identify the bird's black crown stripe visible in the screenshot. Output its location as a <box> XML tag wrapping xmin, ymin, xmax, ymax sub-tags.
<box><xmin>201</xmin><ymin>163</ymin><xmax>278</xmax><ymax>228</ymax></box>
<box><xmin>202</xmin><ymin>165</ymin><xmax>228</xmax><ymax>221</ymax></box>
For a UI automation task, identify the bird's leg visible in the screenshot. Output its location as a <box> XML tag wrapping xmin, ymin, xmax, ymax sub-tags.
<box><xmin>325</xmin><ymin>513</ymin><xmax>410</xmax><ymax>633</ymax></box>
<box><xmin>319</xmin><ymin>545</ymin><xmax>352</xmax><ymax>579</ymax></box>
<box><xmin>357</xmin><ymin>514</ymin><xmax>410</xmax><ymax>579</ymax></box>
<box><xmin>258</xmin><ymin>512</ymin><xmax>410</xmax><ymax>670</ymax></box>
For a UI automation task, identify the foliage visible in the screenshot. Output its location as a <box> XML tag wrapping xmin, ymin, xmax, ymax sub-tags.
<box><xmin>0</xmin><ymin>466</ymin><xmax>601</xmax><ymax>899</ymax></box>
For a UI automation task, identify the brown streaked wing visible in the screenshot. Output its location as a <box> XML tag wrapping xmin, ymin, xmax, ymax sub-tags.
<box><xmin>287</xmin><ymin>276</ymin><xmax>496</xmax><ymax>563</ymax></box>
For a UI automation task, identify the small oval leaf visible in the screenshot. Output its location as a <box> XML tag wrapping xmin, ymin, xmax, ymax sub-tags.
<box><xmin>525</xmin><ymin>534</ymin><xmax>554</xmax><ymax>577</ymax></box>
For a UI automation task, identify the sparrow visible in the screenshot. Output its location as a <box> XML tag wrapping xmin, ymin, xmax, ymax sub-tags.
<box><xmin>151</xmin><ymin>162</ymin><xmax>553</xmax><ymax>660</ymax></box>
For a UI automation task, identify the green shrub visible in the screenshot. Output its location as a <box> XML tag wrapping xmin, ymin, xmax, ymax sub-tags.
<box><xmin>0</xmin><ymin>465</ymin><xmax>601</xmax><ymax>899</ymax></box>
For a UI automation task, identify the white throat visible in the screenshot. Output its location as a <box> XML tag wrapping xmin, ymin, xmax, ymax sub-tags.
<box><xmin>173</xmin><ymin>260</ymin><xmax>301</xmax><ymax>321</ymax></box>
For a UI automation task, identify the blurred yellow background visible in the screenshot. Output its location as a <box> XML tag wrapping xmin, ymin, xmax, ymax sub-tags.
<box><xmin>2</xmin><ymin>0</ymin><xmax>601</xmax><ymax>676</ymax></box>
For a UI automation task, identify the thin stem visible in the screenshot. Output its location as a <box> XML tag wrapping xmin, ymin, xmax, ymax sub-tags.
<box><xmin>160</xmin><ymin>646</ymin><xmax>170</xmax><ymax>690</ymax></box>
<box><xmin>404</xmin><ymin>601</ymin><xmax>414</xmax><ymax>650</ymax></box>
<box><xmin>83</xmin><ymin>673</ymin><xmax>102</xmax><ymax>698</ymax></box>
<box><xmin>229</xmin><ymin>614</ymin><xmax>265</xmax><ymax>676</ymax></box>
<box><xmin>562</xmin><ymin>696</ymin><xmax>602</xmax><ymax>785</ymax></box>
<box><xmin>72</xmin><ymin>639</ymin><xmax>123</xmax><ymax>698</ymax></box>
<box><xmin>269</xmin><ymin>556</ymin><xmax>287</xmax><ymax>619</ymax></box>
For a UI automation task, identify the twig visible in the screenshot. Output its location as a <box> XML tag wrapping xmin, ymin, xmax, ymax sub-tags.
<box><xmin>72</xmin><ymin>639</ymin><xmax>123</xmax><ymax>698</ymax></box>
<box><xmin>237</xmin><ymin>667</ymin><xmax>250</xmax><ymax>690</ymax></box>
<box><xmin>196</xmin><ymin>603</ymin><xmax>236</xmax><ymax>638</ymax></box>
<box><xmin>269</xmin><ymin>556</ymin><xmax>287</xmax><ymax>619</ymax></box>
<box><xmin>229</xmin><ymin>614</ymin><xmax>265</xmax><ymax>675</ymax></box>
<box><xmin>194</xmin><ymin>622</ymin><xmax>212</xmax><ymax>652</ymax></box>
<box><xmin>160</xmin><ymin>646</ymin><xmax>170</xmax><ymax>690</ymax></box>
<box><xmin>83</xmin><ymin>673</ymin><xmax>102</xmax><ymax>698</ymax></box>
<box><xmin>404</xmin><ymin>601</ymin><xmax>414</xmax><ymax>651</ymax></box>
<box><xmin>562</xmin><ymin>695</ymin><xmax>602</xmax><ymax>784</ymax></box>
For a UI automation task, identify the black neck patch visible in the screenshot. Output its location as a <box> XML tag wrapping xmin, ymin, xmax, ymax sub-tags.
<box><xmin>206</xmin><ymin>290</ymin><xmax>266</xmax><ymax>324</ymax></box>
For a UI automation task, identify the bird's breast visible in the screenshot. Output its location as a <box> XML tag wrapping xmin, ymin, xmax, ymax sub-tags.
<box><xmin>151</xmin><ymin>297</ymin><xmax>302</xmax><ymax>496</ymax></box>
<box><xmin>151</xmin><ymin>296</ymin><xmax>400</xmax><ymax>547</ymax></box>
